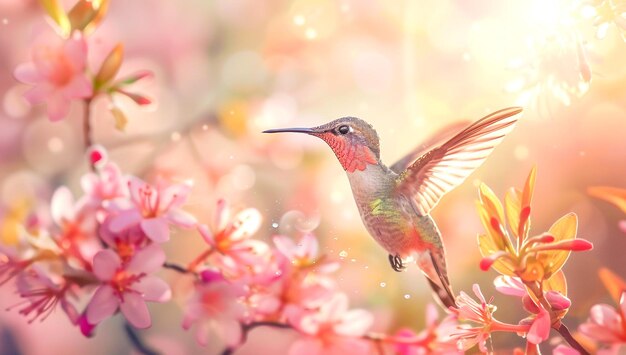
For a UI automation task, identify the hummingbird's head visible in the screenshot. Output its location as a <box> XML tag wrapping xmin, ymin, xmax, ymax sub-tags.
<box><xmin>263</xmin><ymin>117</ymin><xmax>380</xmax><ymax>172</ymax></box>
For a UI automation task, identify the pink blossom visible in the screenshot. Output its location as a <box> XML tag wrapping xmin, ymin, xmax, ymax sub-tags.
<box><xmin>99</xmin><ymin>217</ymin><xmax>148</xmax><ymax>263</ymax></box>
<box><xmin>393</xmin><ymin>304</ymin><xmax>462</xmax><ymax>355</ymax></box>
<box><xmin>579</xmin><ymin>292</ymin><xmax>626</xmax><ymax>346</ymax></box>
<box><xmin>14</xmin><ymin>34</ymin><xmax>93</xmax><ymax>121</ymax></box>
<box><xmin>11</xmin><ymin>267</ymin><xmax>78</xmax><ymax>324</ymax></box>
<box><xmin>495</xmin><ymin>275</ymin><xmax>571</xmax><ymax>311</ymax></box>
<box><xmin>109</xmin><ymin>177</ymin><xmax>196</xmax><ymax>243</ymax></box>
<box><xmin>273</xmin><ymin>233</ymin><xmax>339</xmax><ymax>273</ymax></box>
<box><xmin>196</xmin><ymin>200</ymin><xmax>268</xmax><ymax>275</ymax></box>
<box><xmin>181</xmin><ymin>270</ymin><xmax>246</xmax><ymax>347</ymax></box>
<box><xmin>288</xmin><ymin>293</ymin><xmax>373</xmax><ymax>355</ymax></box>
<box><xmin>50</xmin><ymin>186</ymin><xmax>100</xmax><ymax>267</ymax></box>
<box><xmin>450</xmin><ymin>284</ymin><xmax>547</xmax><ymax>351</ymax></box>
<box><xmin>86</xmin><ymin>244</ymin><xmax>171</xmax><ymax>328</ymax></box>
<box><xmin>553</xmin><ymin>344</ymin><xmax>580</xmax><ymax>355</ymax></box>
<box><xmin>80</xmin><ymin>148</ymin><xmax>127</xmax><ymax>206</ymax></box>
<box><xmin>0</xmin><ymin>245</ymin><xmax>30</xmax><ymax>285</ymax></box>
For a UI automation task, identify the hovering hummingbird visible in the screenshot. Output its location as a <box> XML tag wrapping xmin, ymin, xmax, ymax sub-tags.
<box><xmin>263</xmin><ymin>107</ymin><xmax>522</xmax><ymax>308</ymax></box>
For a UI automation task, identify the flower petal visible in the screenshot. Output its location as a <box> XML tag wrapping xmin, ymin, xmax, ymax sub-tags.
<box><xmin>527</xmin><ymin>307</ymin><xmax>550</xmax><ymax>344</ymax></box>
<box><xmin>14</xmin><ymin>63</ymin><xmax>42</xmax><ymax>84</ymax></box>
<box><xmin>334</xmin><ymin>309</ymin><xmax>373</xmax><ymax>336</ymax></box>
<box><xmin>64</xmin><ymin>35</ymin><xmax>88</xmax><ymax>70</ymax></box>
<box><xmin>228</xmin><ymin>208</ymin><xmax>262</xmax><ymax>241</ymax></box>
<box><xmin>92</xmin><ymin>249</ymin><xmax>121</xmax><ymax>281</ymax></box>
<box><xmin>127</xmin><ymin>243</ymin><xmax>166</xmax><ymax>274</ymax></box>
<box><xmin>299</xmin><ymin>233</ymin><xmax>319</xmax><ymax>260</ymax></box>
<box><xmin>197</xmin><ymin>224</ymin><xmax>215</xmax><ymax>246</ymax></box>
<box><xmin>166</xmin><ymin>209</ymin><xmax>197</xmax><ymax>228</ymax></box>
<box><xmin>46</xmin><ymin>92</ymin><xmax>71</xmax><ymax>122</ymax></box>
<box><xmin>134</xmin><ymin>276</ymin><xmax>171</xmax><ymax>303</ymax></box>
<box><xmin>288</xmin><ymin>338</ymin><xmax>324</xmax><ymax>355</ymax></box>
<box><xmin>494</xmin><ymin>275</ymin><xmax>526</xmax><ymax>297</ymax></box>
<box><xmin>120</xmin><ymin>292</ymin><xmax>151</xmax><ymax>328</ymax></box>
<box><xmin>141</xmin><ymin>218</ymin><xmax>170</xmax><ymax>243</ymax></box>
<box><xmin>109</xmin><ymin>209</ymin><xmax>142</xmax><ymax>232</ymax></box>
<box><xmin>86</xmin><ymin>285</ymin><xmax>119</xmax><ymax>324</ymax></box>
<box><xmin>273</xmin><ymin>235</ymin><xmax>296</xmax><ymax>259</ymax></box>
<box><xmin>216</xmin><ymin>318</ymin><xmax>243</xmax><ymax>347</ymax></box>
<box><xmin>51</xmin><ymin>186</ymin><xmax>74</xmax><ymax>226</ymax></box>
<box><xmin>64</xmin><ymin>75</ymin><xmax>93</xmax><ymax>98</ymax></box>
<box><xmin>23</xmin><ymin>85</ymin><xmax>50</xmax><ymax>105</ymax></box>
<box><xmin>159</xmin><ymin>182</ymin><xmax>191</xmax><ymax>210</ymax></box>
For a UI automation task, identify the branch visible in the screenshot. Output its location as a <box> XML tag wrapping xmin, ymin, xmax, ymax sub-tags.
<box><xmin>555</xmin><ymin>323</ymin><xmax>589</xmax><ymax>355</ymax></box>
<box><xmin>124</xmin><ymin>322</ymin><xmax>160</xmax><ymax>355</ymax></box>
<box><xmin>162</xmin><ymin>261</ymin><xmax>196</xmax><ymax>276</ymax></box>
<box><xmin>83</xmin><ymin>98</ymin><xmax>95</xmax><ymax>171</ymax></box>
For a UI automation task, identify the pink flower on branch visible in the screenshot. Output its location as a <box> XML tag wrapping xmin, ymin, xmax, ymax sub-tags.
<box><xmin>86</xmin><ymin>244</ymin><xmax>171</xmax><ymax>329</ymax></box>
<box><xmin>182</xmin><ymin>270</ymin><xmax>246</xmax><ymax>347</ymax></box>
<box><xmin>288</xmin><ymin>293</ymin><xmax>373</xmax><ymax>355</ymax></box>
<box><xmin>108</xmin><ymin>177</ymin><xmax>196</xmax><ymax>243</ymax></box>
<box><xmin>450</xmin><ymin>284</ymin><xmax>549</xmax><ymax>352</ymax></box>
<box><xmin>14</xmin><ymin>34</ymin><xmax>93</xmax><ymax>121</ymax></box>
<box><xmin>273</xmin><ymin>233</ymin><xmax>339</xmax><ymax>273</ymax></box>
<box><xmin>393</xmin><ymin>304</ymin><xmax>461</xmax><ymax>354</ymax></box>
<box><xmin>579</xmin><ymin>292</ymin><xmax>626</xmax><ymax>347</ymax></box>
<box><xmin>194</xmin><ymin>200</ymin><xmax>268</xmax><ymax>275</ymax></box>
<box><xmin>11</xmin><ymin>267</ymin><xmax>79</xmax><ymax>325</ymax></box>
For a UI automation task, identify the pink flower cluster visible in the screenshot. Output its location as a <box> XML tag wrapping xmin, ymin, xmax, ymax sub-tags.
<box><xmin>0</xmin><ymin>147</ymin><xmax>194</xmax><ymax>334</ymax></box>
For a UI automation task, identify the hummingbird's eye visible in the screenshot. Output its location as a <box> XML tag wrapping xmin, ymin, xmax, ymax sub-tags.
<box><xmin>337</xmin><ymin>125</ymin><xmax>350</xmax><ymax>135</ymax></box>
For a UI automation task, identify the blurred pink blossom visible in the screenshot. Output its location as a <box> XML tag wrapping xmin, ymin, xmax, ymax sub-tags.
<box><xmin>108</xmin><ymin>177</ymin><xmax>196</xmax><ymax>243</ymax></box>
<box><xmin>579</xmin><ymin>291</ymin><xmax>626</xmax><ymax>350</ymax></box>
<box><xmin>50</xmin><ymin>186</ymin><xmax>100</xmax><ymax>267</ymax></box>
<box><xmin>14</xmin><ymin>34</ymin><xmax>93</xmax><ymax>121</ymax></box>
<box><xmin>288</xmin><ymin>293</ymin><xmax>373</xmax><ymax>355</ymax></box>
<box><xmin>273</xmin><ymin>233</ymin><xmax>339</xmax><ymax>273</ymax></box>
<box><xmin>393</xmin><ymin>304</ymin><xmax>461</xmax><ymax>354</ymax></box>
<box><xmin>181</xmin><ymin>269</ymin><xmax>246</xmax><ymax>347</ymax></box>
<box><xmin>86</xmin><ymin>244</ymin><xmax>171</xmax><ymax>329</ymax></box>
<box><xmin>12</xmin><ymin>266</ymin><xmax>78</xmax><ymax>324</ymax></box>
<box><xmin>196</xmin><ymin>200</ymin><xmax>268</xmax><ymax>275</ymax></box>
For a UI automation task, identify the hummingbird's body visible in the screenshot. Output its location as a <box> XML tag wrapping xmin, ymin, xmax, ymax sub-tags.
<box><xmin>264</xmin><ymin>107</ymin><xmax>522</xmax><ymax>309</ymax></box>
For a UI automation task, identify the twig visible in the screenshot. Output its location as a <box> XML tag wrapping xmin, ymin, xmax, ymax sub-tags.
<box><xmin>162</xmin><ymin>261</ymin><xmax>196</xmax><ymax>276</ymax></box>
<box><xmin>124</xmin><ymin>322</ymin><xmax>160</xmax><ymax>355</ymax></box>
<box><xmin>83</xmin><ymin>98</ymin><xmax>95</xmax><ymax>171</ymax></box>
<box><xmin>555</xmin><ymin>323</ymin><xmax>589</xmax><ymax>355</ymax></box>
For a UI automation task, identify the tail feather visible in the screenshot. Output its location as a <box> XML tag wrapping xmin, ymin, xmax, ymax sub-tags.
<box><xmin>426</xmin><ymin>277</ymin><xmax>457</xmax><ymax>309</ymax></box>
<box><xmin>417</xmin><ymin>248</ymin><xmax>457</xmax><ymax>309</ymax></box>
<box><xmin>428</xmin><ymin>251</ymin><xmax>457</xmax><ymax>309</ymax></box>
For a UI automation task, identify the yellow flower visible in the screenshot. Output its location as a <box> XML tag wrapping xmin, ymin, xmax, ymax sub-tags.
<box><xmin>477</xmin><ymin>167</ymin><xmax>593</xmax><ymax>283</ymax></box>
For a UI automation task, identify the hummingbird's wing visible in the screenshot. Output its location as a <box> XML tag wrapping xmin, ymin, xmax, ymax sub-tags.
<box><xmin>395</xmin><ymin>107</ymin><xmax>522</xmax><ymax>216</ymax></box>
<box><xmin>389</xmin><ymin>121</ymin><xmax>471</xmax><ymax>174</ymax></box>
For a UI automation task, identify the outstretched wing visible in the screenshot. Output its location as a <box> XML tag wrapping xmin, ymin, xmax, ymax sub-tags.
<box><xmin>395</xmin><ymin>107</ymin><xmax>522</xmax><ymax>216</ymax></box>
<box><xmin>390</xmin><ymin>121</ymin><xmax>471</xmax><ymax>173</ymax></box>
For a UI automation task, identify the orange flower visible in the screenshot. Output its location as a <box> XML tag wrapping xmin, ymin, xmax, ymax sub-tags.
<box><xmin>477</xmin><ymin>167</ymin><xmax>593</xmax><ymax>283</ymax></box>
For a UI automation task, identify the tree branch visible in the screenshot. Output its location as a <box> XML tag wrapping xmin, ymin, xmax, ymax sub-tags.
<box><xmin>162</xmin><ymin>261</ymin><xmax>195</xmax><ymax>276</ymax></box>
<box><xmin>555</xmin><ymin>322</ymin><xmax>589</xmax><ymax>355</ymax></box>
<box><xmin>124</xmin><ymin>322</ymin><xmax>160</xmax><ymax>355</ymax></box>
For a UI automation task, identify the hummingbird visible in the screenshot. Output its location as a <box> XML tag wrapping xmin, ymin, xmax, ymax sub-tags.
<box><xmin>263</xmin><ymin>107</ymin><xmax>522</xmax><ymax>308</ymax></box>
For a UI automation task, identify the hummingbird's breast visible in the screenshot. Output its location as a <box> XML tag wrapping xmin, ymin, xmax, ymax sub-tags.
<box><xmin>346</xmin><ymin>164</ymin><xmax>439</xmax><ymax>256</ymax></box>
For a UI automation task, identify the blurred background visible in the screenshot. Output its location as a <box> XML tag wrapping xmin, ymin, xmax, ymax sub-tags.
<box><xmin>1</xmin><ymin>0</ymin><xmax>626</xmax><ymax>353</ymax></box>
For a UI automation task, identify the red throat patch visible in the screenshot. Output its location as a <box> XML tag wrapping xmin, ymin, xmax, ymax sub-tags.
<box><xmin>317</xmin><ymin>132</ymin><xmax>378</xmax><ymax>172</ymax></box>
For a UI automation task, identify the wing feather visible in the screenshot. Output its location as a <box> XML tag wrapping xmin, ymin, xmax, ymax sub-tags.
<box><xmin>396</xmin><ymin>107</ymin><xmax>522</xmax><ymax>215</ymax></box>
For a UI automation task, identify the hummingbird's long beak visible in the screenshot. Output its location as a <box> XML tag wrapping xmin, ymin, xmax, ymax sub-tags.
<box><xmin>262</xmin><ymin>127</ymin><xmax>316</xmax><ymax>134</ymax></box>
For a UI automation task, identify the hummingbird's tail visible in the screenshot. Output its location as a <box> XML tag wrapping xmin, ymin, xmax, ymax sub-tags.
<box><xmin>418</xmin><ymin>248</ymin><xmax>457</xmax><ymax>310</ymax></box>
<box><xmin>426</xmin><ymin>255</ymin><xmax>457</xmax><ymax>309</ymax></box>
